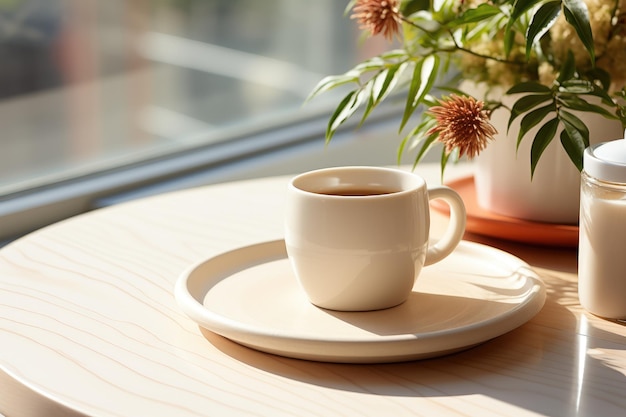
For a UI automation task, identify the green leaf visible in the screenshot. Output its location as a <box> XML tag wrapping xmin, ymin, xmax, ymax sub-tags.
<box><xmin>344</xmin><ymin>0</ymin><xmax>356</xmax><ymax>15</ymax></box>
<box><xmin>440</xmin><ymin>147</ymin><xmax>449</xmax><ymax>181</ymax></box>
<box><xmin>559</xmin><ymin>110</ymin><xmax>590</xmax><ymax>148</ymax></box>
<box><xmin>506</xmin><ymin>81</ymin><xmax>552</xmax><ymax>95</ymax></box>
<box><xmin>516</xmin><ymin>104</ymin><xmax>555</xmax><ymax>148</ymax></box>
<box><xmin>411</xmin><ymin>132</ymin><xmax>438</xmax><ymax>170</ymax></box>
<box><xmin>530</xmin><ymin>117</ymin><xmax>559</xmax><ymax>177</ymax></box>
<box><xmin>416</xmin><ymin>55</ymin><xmax>439</xmax><ymax>100</ymax></box>
<box><xmin>380</xmin><ymin>49</ymin><xmax>410</xmax><ymax>60</ymax></box>
<box><xmin>557</xmin><ymin>95</ymin><xmax>618</xmax><ymax>120</ymax></box>
<box><xmin>563</xmin><ymin>0</ymin><xmax>595</xmax><ymax>64</ymax></box>
<box><xmin>372</xmin><ymin>62</ymin><xmax>408</xmax><ymax>105</ymax></box>
<box><xmin>503</xmin><ymin>27</ymin><xmax>516</xmax><ymax>58</ymax></box>
<box><xmin>586</xmin><ymin>83</ymin><xmax>616</xmax><ymax>104</ymax></box>
<box><xmin>557</xmin><ymin>50</ymin><xmax>576</xmax><ymax>82</ymax></box>
<box><xmin>525</xmin><ymin>1</ymin><xmax>561</xmax><ymax>59</ymax></box>
<box><xmin>397</xmin><ymin>135</ymin><xmax>410</xmax><ymax>165</ymax></box>
<box><xmin>398</xmin><ymin>113</ymin><xmax>439</xmax><ymax>165</ymax></box>
<box><xmin>457</xmin><ymin>4</ymin><xmax>501</xmax><ymax>24</ymax></box>
<box><xmin>439</xmin><ymin>147</ymin><xmax>459</xmax><ymax>181</ymax></box>
<box><xmin>353</xmin><ymin>57</ymin><xmax>386</xmax><ymax>73</ymax></box>
<box><xmin>505</xmin><ymin>0</ymin><xmax>543</xmax><ymax>55</ymax></box>
<box><xmin>402</xmin><ymin>0</ymin><xmax>430</xmax><ymax>15</ymax></box>
<box><xmin>510</xmin><ymin>0</ymin><xmax>544</xmax><ymax>23</ymax></box>
<box><xmin>325</xmin><ymin>91</ymin><xmax>356</xmax><ymax>142</ymax></box>
<box><xmin>559</xmin><ymin>79</ymin><xmax>594</xmax><ymax>94</ymax></box>
<box><xmin>359</xmin><ymin>95</ymin><xmax>376</xmax><ymax>128</ymax></box>
<box><xmin>508</xmin><ymin>93</ymin><xmax>553</xmax><ymax>129</ymax></box>
<box><xmin>307</xmin><ymin>51</ymin><xmax>404</xmax><ymax>103</ymax></box>
<box><xmin>306</xmin><ymin>72</ymin><xmax>359</xmax><ymax>101</ymax></box>
<box><xmin>585</xmin><ymin>67</ymin><xmax>611</xmax><ymax>91</ymax></box>
<box><xmin>400</xmin><ymin>55</ymin><xmax>439</xmax><ymax>132</ymax></box>
<box><xmin>325</xmin><ymin>86</ymin><xmax>370</xmax><ymax>142</ymax></box>
<box><xmin>398</xmin><ymin>117</ymin><xmax>436</xmax><ymax>164</ymax></box>
<box><xmin>401</xmin><ymin>64</ymin><xmax>423</xmax><ymax>133</ymax></box>
<box><xmin>359</xmin><ymin>64</ymin><xmax>407</xmax><ymax>127</ymax></box>
<box><xmin>559</xmin><ymin>130</ymin><xmax>585</xmax><ymax>171</ymax></box>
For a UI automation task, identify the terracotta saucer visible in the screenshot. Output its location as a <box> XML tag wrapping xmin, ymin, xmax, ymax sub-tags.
<box><xmin>432</xmin><ymin>176</ymin><xmax>579</xmax><ymax>247</ymax></box>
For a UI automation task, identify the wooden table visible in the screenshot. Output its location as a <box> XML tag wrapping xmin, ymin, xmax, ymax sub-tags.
<box><xmin>2</xmin><ymin>163</ymin><xmax>625</xmax><ymax>417</ymax></box>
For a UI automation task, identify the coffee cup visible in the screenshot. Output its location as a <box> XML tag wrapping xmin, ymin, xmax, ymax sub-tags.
<box><xmin>285</xmin><ymin>166</ymin><xmax>466</xmax><ymax>311</ymax></box>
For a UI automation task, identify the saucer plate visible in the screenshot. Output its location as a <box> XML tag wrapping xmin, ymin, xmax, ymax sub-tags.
<box><xmin>175</xmin><ymin>240</ymin><xmax>545</xmax><ymax>363</ymax></box>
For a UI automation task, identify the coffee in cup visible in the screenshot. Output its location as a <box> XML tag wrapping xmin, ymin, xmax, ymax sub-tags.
<box><xmin>285</xmin><ymin>166</ymin><xmax>466</xmax><ymax>311</ymax></box>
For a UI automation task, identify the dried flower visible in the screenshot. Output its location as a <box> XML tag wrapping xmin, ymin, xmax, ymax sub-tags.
<box><xmin>350</xmin><ymin>0</ymin><xmax>401</xmax><ymax>41</ymax></box>
<box><xmin>426</xmin><ymin>95</ymin><xmax>497</xmax><ymax>159</ymax></box>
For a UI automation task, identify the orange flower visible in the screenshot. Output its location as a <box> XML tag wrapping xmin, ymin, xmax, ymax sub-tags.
<box><xmin>350</xmin><ymin>0</ymin><xmax>401</xmax><ymax>41</ymax></box>
<box><xmin>426</xmin><ymin>95</ymin><xmax>497</xmax><ymax>159</ymax></box>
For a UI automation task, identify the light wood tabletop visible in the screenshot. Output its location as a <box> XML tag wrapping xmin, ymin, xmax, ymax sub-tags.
<box><xmin>1</xmin><ymin>163</ymin><xmax>625</xmax><ymax>417</ymax></box>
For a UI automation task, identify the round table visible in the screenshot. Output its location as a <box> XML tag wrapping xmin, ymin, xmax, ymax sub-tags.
<box><xmin>2</xmin><ymin>163</ymin><xmax>626</xmax><ymax>417</ymax></box>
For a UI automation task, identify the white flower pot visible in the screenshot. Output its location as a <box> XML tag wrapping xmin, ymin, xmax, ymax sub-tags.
<box><xmin>473</xmin><ymin>95</ymin><xmax>623</xmax><ymax>224</ymax></box>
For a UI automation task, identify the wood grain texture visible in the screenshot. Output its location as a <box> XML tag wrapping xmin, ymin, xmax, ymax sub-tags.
<box><xmin>2</xmin><ymin>164</ymin><xmax>625</xmax><ymax>417</ymax></box>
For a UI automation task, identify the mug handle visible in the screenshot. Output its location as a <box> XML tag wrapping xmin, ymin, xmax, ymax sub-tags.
<box><xmin>424</xmin><ymin>186</ymin><xmax>467</xmax><ymax>266</ymax></box>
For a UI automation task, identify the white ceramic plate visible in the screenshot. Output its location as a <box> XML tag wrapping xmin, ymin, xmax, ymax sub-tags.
<box><xmin>175</xmin><ymin>240</ymin><xmax>545</xmax><ymax>363</ymax></box>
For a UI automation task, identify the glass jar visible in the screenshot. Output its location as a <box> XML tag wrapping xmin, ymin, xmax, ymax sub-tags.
<box><xmin>579</xmin><ymin>138</ymin><xmax>626</xmax><ymax>319</ymax></box>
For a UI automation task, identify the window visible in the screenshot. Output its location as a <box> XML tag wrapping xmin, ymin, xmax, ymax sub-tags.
<box><xmin>0</xmin><ymin>0</ymin><xmax>400</xmax><ymax>242</ymax></box>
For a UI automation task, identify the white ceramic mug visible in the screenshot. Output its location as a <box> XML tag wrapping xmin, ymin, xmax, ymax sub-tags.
<box><xmin>285</xmin><ymin>166</ymin><xmax>466</xmax><ymax>311</ymax></box>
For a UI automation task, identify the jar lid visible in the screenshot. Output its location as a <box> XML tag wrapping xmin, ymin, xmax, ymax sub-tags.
<box><xmin>584</xmin><ymin>133</ymin><xmax>626</xmax><ymax>183</ymax></box>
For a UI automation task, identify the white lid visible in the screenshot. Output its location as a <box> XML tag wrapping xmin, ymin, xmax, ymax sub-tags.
<box><xmin>584</xmin><ymin>133</ymin><xmax>626</xmax><ymax>183</ymax></box>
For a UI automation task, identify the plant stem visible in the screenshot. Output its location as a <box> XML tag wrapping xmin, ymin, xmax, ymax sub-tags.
<box><xmin>448</xmin><ymin>31</ymin><xmax>526</xmax><ymax>66</ymax></box>
<box><xmin>398</xmin><ymin>15</ymin><xmax>525</xmax><ymax>66</ymax></box>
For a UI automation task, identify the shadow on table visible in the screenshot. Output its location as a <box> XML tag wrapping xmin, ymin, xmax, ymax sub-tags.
<box><xmin>463</xmin><ymin>232</ymin><xmax>578</xmax><ymax>273</ymax></box>
<box><xmin>202</xmin><ymin>238</ymin><xmax>626</xmax><ymax>417</ymax></box>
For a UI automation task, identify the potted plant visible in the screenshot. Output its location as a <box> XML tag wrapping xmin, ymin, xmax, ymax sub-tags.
<box><xmin>308</xmin><ymin>0</ymin><xmax>626</xmax><ymax>223</ymax></box>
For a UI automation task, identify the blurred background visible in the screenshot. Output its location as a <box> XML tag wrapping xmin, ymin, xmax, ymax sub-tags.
<box><xmin>0</xmin><ymin>0</ymin><xmax>418</xmax><ymax>241</ymax></box>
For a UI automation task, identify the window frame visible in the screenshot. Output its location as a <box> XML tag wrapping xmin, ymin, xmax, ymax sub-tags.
<box><xmin>0</xmin><ymin>99</ymin><xmax>405</xmax><ymax>243</ymax></box>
